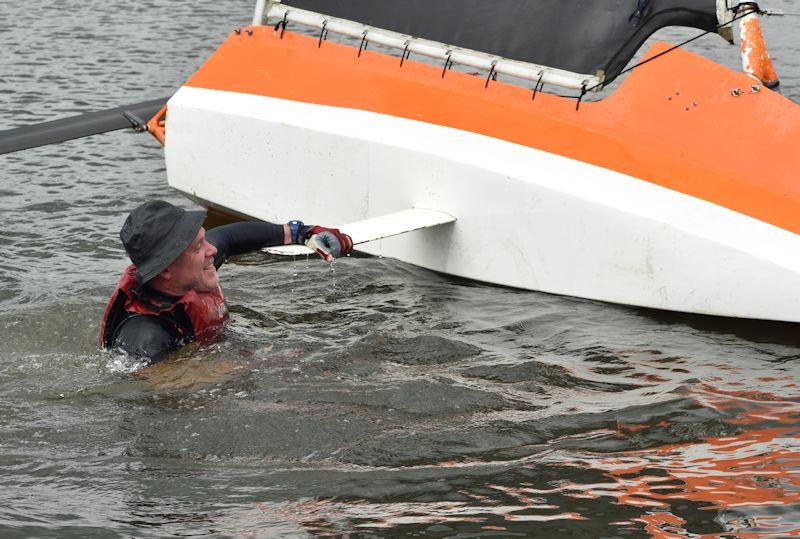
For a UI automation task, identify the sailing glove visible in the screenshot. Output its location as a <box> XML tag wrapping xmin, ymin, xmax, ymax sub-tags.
<box><xmin>288</xmin><ymin>221</ymin><xmax>353</xmax><ymax>261</ymax></box>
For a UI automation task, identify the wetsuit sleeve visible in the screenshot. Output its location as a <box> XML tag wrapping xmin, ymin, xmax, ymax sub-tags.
<box><xmin>206</xmin><ymin>221</ymin><xmax>286</xmax><ymax>269</ymax></box>
<box><xmin>112</xmin><ymin>315</ymin><xmax>183</xmax><ymax>363</ymax></box>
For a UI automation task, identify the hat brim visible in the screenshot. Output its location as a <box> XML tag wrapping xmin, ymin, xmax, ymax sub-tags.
<box><xmin>136</xmin><ymin>209</ymin><xmax>207</xmax><ymax>284</ymax></box>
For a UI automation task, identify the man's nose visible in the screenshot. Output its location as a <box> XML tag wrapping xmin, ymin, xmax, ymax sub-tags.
<box><xmin>205</xmin><ymin>241</ymin><xmax>217</xmax><ymax>257</ymax></box>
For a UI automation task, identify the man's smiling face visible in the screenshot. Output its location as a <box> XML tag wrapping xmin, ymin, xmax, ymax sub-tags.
<box><xmin>166</xmin><ymin>227</ymin><xmax>219</xmax><ymax>294</ymax></box>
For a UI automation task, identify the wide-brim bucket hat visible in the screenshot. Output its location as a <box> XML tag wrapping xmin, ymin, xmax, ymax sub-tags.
<box><xmin>120</xmin><ymin>200</ymin><xmax>207</xmax><ymax>284</ymax></box>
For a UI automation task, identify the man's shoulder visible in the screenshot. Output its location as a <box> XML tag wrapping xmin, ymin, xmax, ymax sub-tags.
<box><xmin>112</xmin><ymin>314</ymin><xmax>184</xmax><ymax>363</ymax></box>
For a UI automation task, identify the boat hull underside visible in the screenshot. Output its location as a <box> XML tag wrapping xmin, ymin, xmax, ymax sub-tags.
<box><xmin>166</xmin><ymin>87</ymin><xmax>800</xmax><ymax>322</ymax></box>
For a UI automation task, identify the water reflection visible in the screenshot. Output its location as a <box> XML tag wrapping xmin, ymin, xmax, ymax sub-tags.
<box><xmin>535</xmin><ymin>383</ymin><xmax>799</xmax><ymax>537</ymax></box>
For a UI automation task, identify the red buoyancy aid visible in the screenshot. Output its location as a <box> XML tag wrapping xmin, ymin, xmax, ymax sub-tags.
<box><xmin>100</xmin><ymin>265</ymin><xmax>229</xmax><ymax>348</ymax></box>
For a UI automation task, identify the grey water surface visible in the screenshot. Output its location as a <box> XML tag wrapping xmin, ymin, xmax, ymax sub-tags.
<box><xmin>1</xmin><ymin>1</ymin><xmax>799</xmax><ymax>537</ymax></box>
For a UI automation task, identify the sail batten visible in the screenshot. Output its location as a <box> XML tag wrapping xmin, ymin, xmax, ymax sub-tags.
<box><xmin>268</xmin><ymin>5</ymin><xmax>601</xmax><ymax>90</ymax></box>
<box><xmin>279</xmin><ymin>0</ymin><xmax>730</xmax><ymax>83</ymax></box>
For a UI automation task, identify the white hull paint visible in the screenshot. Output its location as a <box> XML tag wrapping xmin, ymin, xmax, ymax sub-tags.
<box><xmin>265</xmin><ymin>208</ymin><xmax>457</xmax><ymax>257</ymax></box>
<box><xmin>165</xmin><ymin>86</ymin><xmax>800</xmax><ymax>322</ymax></box>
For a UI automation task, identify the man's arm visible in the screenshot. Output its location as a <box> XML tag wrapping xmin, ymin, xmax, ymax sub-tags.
<box><xmin>207</xmin><ymin>220</ymin><xmax>353</xmax><ymax>268</ymax></box>
<box><xmin>206</xmin><ymin>221</ymin><xmax>290</xmax><ymax>269</ymax></box>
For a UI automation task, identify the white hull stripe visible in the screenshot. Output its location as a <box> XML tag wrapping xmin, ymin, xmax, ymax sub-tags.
<box><xmin>165</xmin><ymin>87</ymin><xmax>800</xmax><ymax>321</ymax></box>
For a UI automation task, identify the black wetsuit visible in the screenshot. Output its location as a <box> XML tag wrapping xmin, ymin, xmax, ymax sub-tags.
<box><xmin>111</xmin><ymin>221</ymin><xmax>285</xmax><ymax>363</ymax></box>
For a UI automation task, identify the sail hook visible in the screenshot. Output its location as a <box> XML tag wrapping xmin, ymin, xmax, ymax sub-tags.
<box><xmin>441</xmin><ymin>51</ymin><xmax>454</xmax><ymax>78</ymax></box>
<box><xmin>274</xmin><ymin>11</ymin><xmax>289</xmax><ymax>38</ymax></box>
<box><xmin>531</xmin><ymin>72</ymin><xmax>545</xmax><ymax>101</ymax></box>
<box><xmin>318</xmin><ymin>20</ymin><xmax>328</xmax><ymax>47</ymax></box>
<box><xmin>358</xmin><ymin>30</ymin><xmax>369</xmax><ymax>57</ymax></box>
<box><xmin>576</xmin><ymin>82</ymin><xmax>588</xmax><ymax>111</ymax></box>
<box><xmin>485</xmin><ymin>61</ymin><xmax>498</xmax><ymax>88</ymax></box>
<box><xmin>400</xmin><ymin>41</ymin><xmax>411</xmax><ymax>67</ymax></box>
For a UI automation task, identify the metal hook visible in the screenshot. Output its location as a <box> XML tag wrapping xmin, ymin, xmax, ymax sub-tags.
<box><xmin>441</xmin><ymin>51</ymin><xmax>453</xmax><ymax>78</ymax></box>
<box><xmin>274</xmin><ymin>11</ymin><xmax>288</xmax><ymax>38</ymax></box>
<box><xmin>400</xmin><ymin>40</ymin><xmax>411</xmax><ymax>67</ymax></box>
<box><xmin>485</xmin><ymin>61</ymin><xmax>497</xmax><ymax>88</ymax></box>
<box><xmin>358</xmin><ymin>30</ymin><xmax>369</xmax><ymax>57</ymax></box>
<box><xmin>531</xmin><ymin>72</ymin><xmax>544</xmax><ymax>100</ymax></box>
<box><xmin>576</xmin><ymin>81</ymin><xmax>588</xmax><ymax>111</ymax></box>
<box><xmin>318</xmin><ymin>20</ymin><xmax>328</xmax><ymax>47</ymax></box>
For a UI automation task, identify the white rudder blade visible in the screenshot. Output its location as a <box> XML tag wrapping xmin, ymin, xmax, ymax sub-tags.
<box><xmin>264</xmin><ymin>208</ymin><xmax>456</xmax><ymax>256</ymax></box>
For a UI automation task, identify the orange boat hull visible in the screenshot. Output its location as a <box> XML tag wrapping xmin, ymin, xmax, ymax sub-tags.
<box><xmin>156</xmin><ymin>28</ymin><xmax>800</xmax><ymax>321</ymax></box>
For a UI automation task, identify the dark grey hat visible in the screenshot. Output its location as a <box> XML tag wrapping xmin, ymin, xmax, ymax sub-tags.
<box><xmin>120</xmin><ymin>200</ymin><xmax>207</xmax><ymax>284</ymax></box>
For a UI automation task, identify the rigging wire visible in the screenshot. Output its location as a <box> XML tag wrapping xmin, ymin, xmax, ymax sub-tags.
<box><xmin>587</xmin><ymin>5</ymin><xmax>763</xmax><ymax>93</ymax></box>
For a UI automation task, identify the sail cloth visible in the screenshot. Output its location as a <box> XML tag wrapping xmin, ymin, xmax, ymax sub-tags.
<box><xmin>280</xmin><ymin>0</ymin><xmax>729</xmax><ymax>83</ymax></box>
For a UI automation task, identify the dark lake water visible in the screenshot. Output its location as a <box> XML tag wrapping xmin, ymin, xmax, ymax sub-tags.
<box><xmin>1</xmin><ymin>1</ymin><xmax>799</xmax><ymax>537</ymax></box>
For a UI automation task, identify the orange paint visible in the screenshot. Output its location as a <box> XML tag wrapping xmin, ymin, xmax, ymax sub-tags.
<box><xmin>175</xmin><ymin>27</ymin><xmax>800</xmax><ymax>236</ymax></box>
<box><xmin>147</xmin><ymin>103</ymin><xmax>167</xmax><ymax>146</ymax></box>
<box><xmin>740</xmin><ymin>11</ymin><xmax>779</xmax><ymax>88</ymax></box>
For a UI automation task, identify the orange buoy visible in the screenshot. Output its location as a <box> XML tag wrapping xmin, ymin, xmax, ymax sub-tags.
<box><xmin>739</xmin><ymin>6</ymin><xmax>779</xmax><ymax>88</ymax></box>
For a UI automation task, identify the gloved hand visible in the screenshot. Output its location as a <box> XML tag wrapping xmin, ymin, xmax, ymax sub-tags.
<box><xmin>288</xmin><ymin>221</ymin><xmax>353</xmax><ymax>262</ymax></box>
<box><xmin>306</xmin><ymin>227</ymin><xmax>354</xmax><ymax>261</ymax></box>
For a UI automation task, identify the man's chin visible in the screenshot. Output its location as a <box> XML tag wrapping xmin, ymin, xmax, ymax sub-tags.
<box><xmin>203</xmin><ymin>273</ymin><xmax>219</xmax><ymax>291</ymax></box>
<box><xmin>193</xmin><ymin>270</ymin><xmax>219</xmax><ymax>293</ymax></box>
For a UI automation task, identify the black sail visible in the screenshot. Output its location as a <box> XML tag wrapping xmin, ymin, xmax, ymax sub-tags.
<box><xmin>281</xmin><ymin>0</ymin><xmax>728</xmax><ymax>82</ymax></box>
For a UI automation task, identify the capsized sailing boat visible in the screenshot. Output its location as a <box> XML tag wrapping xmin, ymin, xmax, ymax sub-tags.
<box><xmin>147</xmin><ymin>0</ymin><xmax>799</xmax><ymax>322</ymax></box>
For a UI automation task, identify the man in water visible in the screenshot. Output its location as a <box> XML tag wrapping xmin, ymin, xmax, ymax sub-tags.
<box><xmin>100</xmin><ymin>200</ymin><xmax>352</xmax><ymax>364</ymax></box>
